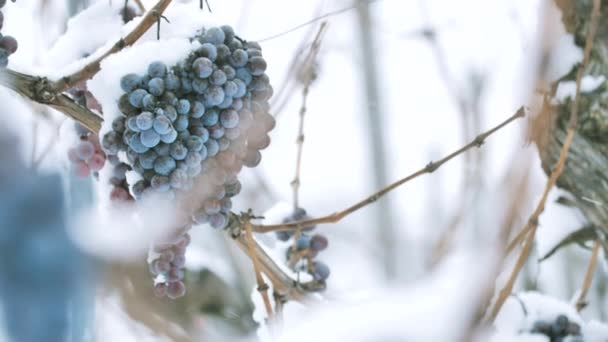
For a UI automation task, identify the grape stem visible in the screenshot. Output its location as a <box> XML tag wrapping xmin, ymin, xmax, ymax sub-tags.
<box><xmin>486</xmin><ymin>0</ymin><xmax>601</xmax><ymax>323</ymax></box>
<box><xmin>291</xmin><ymin>23</ymin><xmax>326</xmax><ymax>210</ymax></box>
<box><xmin>251</xmin><ymin>106</ymin><xmax>527</xmax><ymax>234</ymax></box>
<box><xmin>49</xmin><ymin>0</ymin><xmax>174</xmax><ymax>93</ymax></box>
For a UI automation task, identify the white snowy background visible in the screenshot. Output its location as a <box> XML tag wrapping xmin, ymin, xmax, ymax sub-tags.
<box><xmin>0</xmin><ymin>0</ymin><xmax>606</xmax><ymax>341</ymax></box>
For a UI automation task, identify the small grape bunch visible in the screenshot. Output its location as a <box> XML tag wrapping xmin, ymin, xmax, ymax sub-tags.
<box><xmin>68</xmin><ymin>123</ymin><xmax>106</xmax><ymax>178</ymax></box>
<box><xmin>0</xmin><ymin>0</ymin><xmax>18</xmax><ymax>67</ymax></box>
<box><xmin>530</xmin><ymin>315</ymin><xmax>583</xmax><ymax>342</ymax></box>
<box><xmin>106</xmin><ymin>155</ymin><xmax>134</xmax><ymax>203</ymax></box>
<box><xmin>149</xmin><ymin>228</ymin><xmax>191</xmax><ymax>299</ymax></box>
<box><xmin>281</xmin><ymin>208</ymin><xmax>331</xmax><ymax>284</ymax></box>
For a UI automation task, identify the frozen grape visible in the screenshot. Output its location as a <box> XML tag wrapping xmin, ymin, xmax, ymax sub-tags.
<box><xmin>160</xmin><ymin>130</ymin><xmax>178</xmax><ymax>144</ymax></box>
<box><xmin>153</xmin><ymin>115</ymin><xmax>172</xmax><ymax>135</ymax></box>
<box><xmin>248</xmin><ymin>56</ymin><xmax>267</xmax><ymax>76</ymax></box>
<box><xmin>154</xmin><ymin>156</ymin><xmax>176</xmax><ymax>176</ymax></box>
<box><xmin>312</xmin><ymin>261</ymin><xmax>330</xmax><ymax>281</ymax></box>
<box><xmin>211</xmin><ymin>69</ymin><xmax>227</xmax><ymax>86</ymax></box>
<box><xmin>167</xmin><ymin>281</ymin><xmax>186</xmax><ymax>299</ymax></box>
<box><xmin>170</xmin><ymin>141</ymin><xmax>188</xmax><ymax>160</ymax></box>
<box><xmin>193</xmin><ymin>57</ymin><xmax>213</xmax><ymax>78</ymax></box>
<box><xmin>76</xmin><ymin>141</ymin><xmax>95</xmax><ymax>161</ymax></box>
<box><xmin>202</xmin><ymin>109</ymin><xmax>219</xmax><ymax>126</ymax></box>
<box><xmin>128</xmin><ymin>89</ymin><xmax>148</xmax><ymax>108</ymax></box>
<box><xmin>121</xmin><ymin>74</ymin><xmax>141</xmax><ymax>92</ymax></box>
<box><xmin>198</xmin><ymin>43</ymin><xmax>218</xmax><ymax>61</ymax></box>
<box><xmin>148</xmin><ymin>77</ymin><xmax>165</xmax><ymax>96</ymax></box>
<box><xmin>220</xmin><ymin>109</ymin><xmax>239</xmax><ymax>128</ymax></box>
<box><xmin>231</xmin><ymin>49</ymin><xmax>248</xmax><ymax>67</ymax></box>
<box><xmin>148</xmin><ymin>61</ymin><xmax>167</xmax><ymax>78</ymax></box>
<box><xmin>140</xmin><ymin>129</ymin><xmax>161</xmax><ymax>148</ymax></box>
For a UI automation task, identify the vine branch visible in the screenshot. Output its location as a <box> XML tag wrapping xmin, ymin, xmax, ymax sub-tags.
<box><xmin>242</xmin><ymin>213</ymin><xmax>274</xmax><ymax>319</ymax></box>
<box><xmin>252</xmin><ymin>107</ymin><xmax>526</xmax><ymax>233</ymax></box>
<box><xmin>487</xmin><ymin>0</ymin><xmax>601</xmax><ymax>322</ymax></box>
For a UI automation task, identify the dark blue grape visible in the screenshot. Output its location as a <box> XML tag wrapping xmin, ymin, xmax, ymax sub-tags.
<box><xmin>276</xmin><ymin>231</ymin><xmax>293</xmax><ymax>242</ymax></box>
<box><xmin>203</xmin><ymin>27</ymin><xmax>225</xmax><ymax>45</ymax></box>
<box><xmin>151</xmin><ymin>175</ymin><xmax>171</xmax><ymax>192</ymax></box>
<box><xmin>185</xmin><ymin>151</ymin><xmax>202</xmax><ymax>167</ymax></box>
<box><xmin>221</xmin><ymin>25</ymin><xmax>235</xmax><ymax>43</ymax></box>
<box><xmin>225</xmin><ymin>180</ymin><xmax>241</xmax><ymax>197</ymax></box>
<box><xmin>128</xmin><ymin>89</ymin><xmax>148</xmax><ymax>108</ymax></box>
<box><xmin>162</xmin><ymin>91</ymin><xmax>178</xmax><ymax>106</ymax></box>
<box><xmin>154</xmin><ymin>143</ymin><xmax>171</xmax><ymax>156</ymax></box>
<box><xmin>227</xmin><ymin>39</ymin><xmax>242</xmax><ymax>50</ymax></box>
<box><xmin>121</xmin><ymin>74</ymin><xmax>141</xmax><ymax>92</ymax></box>
<box><xmin>231</xmin><ymin>49</ymin><xmax>248</xmax><ymax>67</ymax></box>
<box><xmin>163</xmin><ymin>105</ymin><xmax>178</xmax><ymax>122</ymax></box>
<box><xmin>251</xmin><ymin>74</ymin><xmax>269</xmax><ymax>91</ymax></box>
<box><xmin>202</xmin><ymin>109</ymin><xmax>219</xmax><ymax>126</ymax></box>
<box><xmin>140</xmin><ymin>129</ymin><xmax>161</xmax><ymax>148</ymax></box>
<box><xmin>176</xmin><ymin>99</ymin><xmax>191</xmax><ymax>115</ymax></box>
<box><xmin>154</xmin><ymin>156</ymin><xmax>176</xmax><ymax>176</ymax></box>
<box><xmin>139</xmin><ymin>150</ymin><xmax>158</xmax><ymax>169</ymax></box>
<box><xmin>192</xmin><ymin>57</ymin><xmax>213</xmax><ymax>78</ymax></box>
<box><xmin>112</xmin><ymin>116</ymin><xmax>126</xmax><ymax>133</ymax></box>
<box><xmin>198</xmin><ymin>43</ymin><xmax>218</xmax><ymax>61</ymax></box>
<box><xmin>244</xmin><ymin>149</ymin><xmax>261</xmax><ymax>167</ymax></box>
<box><xmin>160</xmin><ymin>130</ymin><xmax>177</xmax><ymax>144</ymax></box>
<box><xmin>142</xmin><ymin>94</ymin><xmax>157</xmax><ymax>110</ymax></box>
<box><xmin>136</xmin><ymin>111</ymin><xmax>154</xmax><ymax>130</ymax></box>
<box><xmin>173</xmin><ymin>115</ymin><xmax>189</xmax><ymax>132</ymax></box>
<box><xmin>231</xmin><ymin>98</ymin><xmax>243</xmax><ymax>111</ymax></box>
<box><xmin>235</xmin><ymin>68</ymin><xmax>252</xmax><ymax>85</ymax></box>
<box><xmin>185</xmin><ymin>136</ymin><xmax>204</xmax><ymax>152</ymax></box>
<box><xmin>169</xmin><ymin>169</ymin><xmax>188</xmax><ymax>189</ymax></box>
<box><xmin>233</xmin><ymin>79</ymin><xmax>247</xmax><ymax>98</ymax></box>
<box><xmin>128</xmin><ymin>134</ymin><xmax>149</xmax><ymax>153</ymax></box>
<box><xmin>208</xmin><ymin>125</ymin><xmax>224</xmax><ymax>139</ymax></box>
<box><xmin>191</xmin><ymin>101</ymin><xmax>205</xmax><ymax>119</ymax></box>
<box><xmin>248</xmin><ymin>56</ymin><xmax>267</xmax><ymax>76</ymax></box>
<box><xmin>220</xmin><ymin>109</ymin><xmax>239</xmax><ymax>129</ymax></box>
<box><xmin>191</xmin><ymin>126</ymin><xmax>209</xmax><ymax>142</ymax></box>
<box><xmin>217</xmin><ymin>96</ymin><xmax>233</xmax><ymax>109</ymax></box>
<box><xmin>181</xmin><ymin>77</ymin><xmax>193</xmax><ymax>93</ymax></box>
<box><xmin>192</xmin><ymin>78</ymin><xmax>209</xmax><ymax>94</ymax></box>
<box><xmin>148</xmin><ymin>61</ymin><xmax>167</xmax><ymax>78</ymax></box>
<box><xmin>310</xmin><ymin>234</ymin><xmax>328</xmax><ymax>252</ymax></box>
<box><xmin>153</xmin><ymin>115</ymin><xmax>172</xmax><ymax>135</ymax></box>
<box><xmin>164</xmin><ymin>73</ymin><xmax>180</xmax><ymax>90</ymax></box>
<box><xmin>208</xmin><ymin>213</ymin><xmax>228</xmax><ymax>229</ymax></box>
<box><xmin>223</xmin><ymin>81</ymin><xmax>238</xmax><ymax>97</ymax></box>
<box><xmin>296</xmin><ymin>235</ymin><xmax>311</xmax><ymax>250</ymax></box>
<box><xmin>148</xmin><ymin>77</ymin><xmax>165</xmax><ymax>96</ymax></box>
<box><xmin>205</xmin><ymin>85</ymin><xmax>225</xmax><ymax>106</ymax></box>
<box><xmin>211</xmin><ymin>69</ymin><xmax>227</xmax><ymax>86</ymax></box>
<box><xmin>216</xmin><ymin>44</ymin><xmax>231</xmax><ymax>61</ymax></box>
<box><xmin>312</xmin><ymin>261</ymin><xmax>330</xmax><ymax>281</ymax></box>
<box><xmin>205</xmin><ymin>139</ymin><xmax>219</xmax><ymax>157</ymax></box>
<box><xmin>247</xmin><ymin>48</ymin><xmax>262</xmax><ymax>57</ymax></box>
<box><xmin>170</xmin><ymin>141</ymin><xmax>188</xmax><ymax>160</ymax></box>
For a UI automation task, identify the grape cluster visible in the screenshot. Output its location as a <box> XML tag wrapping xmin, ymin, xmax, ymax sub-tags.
<box><xmin>101</xmin><ymin>25</ymin><xmax>274</xmax><ymax>298</ymax></box>
<box><xmin>68</xmin><ymin>123</ymin><xmax>106</xmax><ymax>178</ymax></box>
<box><xmin>530</xmin><ymin>315</ymin><xmax>583</xmax><ymax>342</ymax></box>
<box><xmin>281</xmin><ymin>208</ymin><xmax>331</xmax><ymax>284</ymax></box>
<box><xmin>0</xmin><ymin>0</ymin><xmax>17</xmax><ymax>67</ymax></box>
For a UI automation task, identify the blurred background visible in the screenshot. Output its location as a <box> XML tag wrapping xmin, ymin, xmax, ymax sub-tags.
<box><xmin>0</xmin><ymin>0</ymin><xmax>605</xmax><ymax>341</ymax></box>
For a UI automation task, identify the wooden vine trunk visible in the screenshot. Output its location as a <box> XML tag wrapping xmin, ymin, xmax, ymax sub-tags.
<box><xmin>535</xmin><ymin>0</ymin><xmax>608</xmax><ymax>250</ymax></box>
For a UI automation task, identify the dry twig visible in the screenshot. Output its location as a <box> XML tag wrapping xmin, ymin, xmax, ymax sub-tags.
<box><xmin>576</xmin><ymin>239</ymin><xmax>602</xmax><ymax>311</ymax></box>
<box><xmin>291</xmin><ymin>23</ymin><xmax>327</xmax><ymax>210</ymax></box>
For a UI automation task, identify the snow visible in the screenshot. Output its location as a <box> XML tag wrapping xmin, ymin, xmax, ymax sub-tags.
<box><xmin>555</xmin><ymin>75</ymin><xmax>607</xmax><ymax>102</ymax></box>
